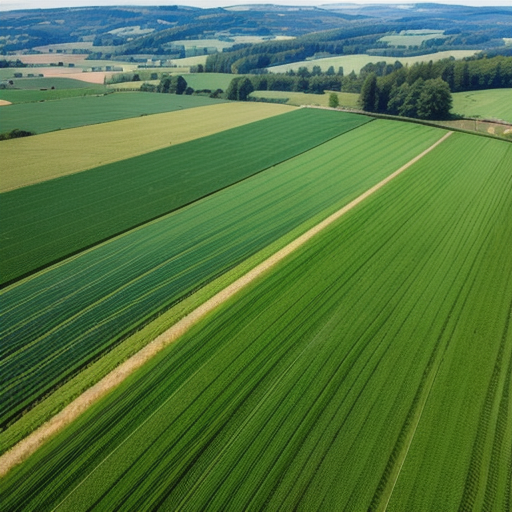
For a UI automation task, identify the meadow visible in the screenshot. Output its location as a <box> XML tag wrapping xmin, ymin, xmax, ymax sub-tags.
<box><xmin>0</xmin><ymin>102</ymin><xmax>292</xmax><ymax>192</ymax></box>
<box><xmin>108</xmin><ymin>73</ymin><xmax>239</xmax><ymax>91</ymax></box>
<box><xmin>0</xmin><ymin>91</ymin><xmax>225</xmax><ymax>134</ymax></box>
<box><xmin>268</xmin><ymin>50</ymin><xmax>479</xmax><ymax>74</ymax></box>
<box><xmin>0</xmin><ymin>86</ymin><xmax>107</xmax><ymax>104</ymax></box>
<box><xmin>1</xmin><ymin>131</ymin><xmax>509</xmax><ymax>511</ymax></box>
<box><xmin>451</xmin><ymin>88</ymin><xmax>512</xmax><ymax>123</ymax></box>
<box><xmin>250</xmin><ymin>90</ymin><xmax>359</xmax><ymax>108</ymax></box>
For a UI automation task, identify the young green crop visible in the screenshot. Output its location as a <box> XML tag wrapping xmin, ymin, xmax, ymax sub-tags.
<box><xmin>0</xmin><ymin>109</ymin><xmax>369</xmax><ymax>285</ymax></box>
<box><xmin>1</xmin><ymin>132</ymin><xmax>510</xmax><ymax>512</ymax></box>
<box><xmin>0</xmin><ymin>119</ymin><xmax>442</xmax><ymax>430</ymax></box>
<box><xmin>0</xmin><ymin>90</ymin><xmax>224</xmax><ymax>134</ymax></box>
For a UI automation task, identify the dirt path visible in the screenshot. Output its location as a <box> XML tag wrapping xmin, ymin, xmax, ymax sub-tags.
<box><xmin>0</xmin><ymin>131</ymin><xmax>452</xmax><ymax>478</ymax></box>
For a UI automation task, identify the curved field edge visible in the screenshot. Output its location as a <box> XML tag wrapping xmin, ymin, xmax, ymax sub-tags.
<box><xmin>0</xmin><ymin>121</ymin><xmax>444</xmax><ymax>455</ymax></box>
<box><xmin>1</xmin><ymin>134</ymin><xmax>510</xmax><ymax>512</ymax></box>
<box><xmin>0</xmin><ymin>102</ymin><xmax>294</xmax><ymax>193</ymax></box>
<box><xmin>0</xmin><ymin>130</ymin><xmax>450</xmax><ymax>467</ymax></box>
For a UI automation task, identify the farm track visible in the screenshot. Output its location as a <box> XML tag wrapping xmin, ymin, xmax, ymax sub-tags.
<box><xmin>0</xmin><ymin>131</ymin><xmax>452</xmax><ymax>478</ymax></box>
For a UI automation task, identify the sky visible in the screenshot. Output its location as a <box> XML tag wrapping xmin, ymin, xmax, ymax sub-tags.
<box><xmin>1</xmin><ymin>0</ymin><xmax>510</xmax><ymax>11</ymax></box>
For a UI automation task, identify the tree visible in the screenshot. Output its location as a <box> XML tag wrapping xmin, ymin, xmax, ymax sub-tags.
<box><xmin>328</xmin><ymin>93</ymin><xmax>339</xmax><ymax>108</ymax></box>
<box><xmin>226</xmin><ymin>77</ymin><xmax>241</xmax><ymax>100</ymax></box>
<box><xmin>237</xmin><ymin>77</ymin><xmax>254</xmax><ymax>101</ymax></box>
<box><xmin>172</xmin><ymin>75</ymin><xmax>187</xmax><ymax>95</ymax></box>
<box><xmin>416</xmin><ymin>78</ymin><xmax>452</xmax><ymax>120</ymax></box>
<box><xmin>326</xmin><ymin>65</ymin><xmax>335</xmax><ymax>76</ymax></box>
<box><xmin>359</xmin><ymin>73</ymin><xmax>378</xmax><ymax>112</ymax></box>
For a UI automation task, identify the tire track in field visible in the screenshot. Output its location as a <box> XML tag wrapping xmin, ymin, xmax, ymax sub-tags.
<box><xmin>0</xmin><ymin>130</ymin><xmax>452</xmax><ymax>478</ymax></box>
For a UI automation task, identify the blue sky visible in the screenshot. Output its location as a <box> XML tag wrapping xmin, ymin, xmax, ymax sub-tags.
<box><xmin>2</xmin><ymin>0</ymin><xmax>510</xmax><ymax>11</ymax></box>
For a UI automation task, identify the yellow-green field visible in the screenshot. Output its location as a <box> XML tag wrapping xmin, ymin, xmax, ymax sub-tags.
<box><xmin>269</xmin><ymin>50</ymin><xmax>480</xmax><ymax>75</ymax></box>
<box><xmin>0</xmin><ymin>102</ymin><xmax>294</xmax><ymax>192</ymax></box>
<box><xmin>250</xmin><ymin>90</ymin><xmax>359</xmax><ymax>108</ymax></box>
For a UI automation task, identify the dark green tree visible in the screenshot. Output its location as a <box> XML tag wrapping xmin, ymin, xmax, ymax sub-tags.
<box><xmin>328</xmin><ymin>93</ymin><xmax>339</xmax><ymax>108</ymax></box>
<box><xmin>359</xmin><ymin>73</ymin><xmax>378</xmax><ymax>112</ymax></box>
<box><xmin>237</xmin><ymin>77</ymin><xmax>254</xmax><ymax>101</ymax></box>
<box><xmin>416</xmin><ymin>78</ymin><xmax>452</xmax><ymax>120</ymax></box>
<box><xmin>226</xmin><ymin>77</ymin><xmax>241</xmax><ymax>100</ymax></box>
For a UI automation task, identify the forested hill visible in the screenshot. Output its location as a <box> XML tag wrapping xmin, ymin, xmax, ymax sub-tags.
<box><xmin>1</xmin><ymin>3</ymin><xmax>511</xmax><ymax>54</ymax></box>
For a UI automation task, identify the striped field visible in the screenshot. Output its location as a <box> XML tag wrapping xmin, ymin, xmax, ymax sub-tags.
<box><xmin>0</xmin><ymin>118</ymin><xmax>443</xmax><ymax>431</ymax></box>
<box><xmin>0</xmin><ymin>132</ymin><xmax>509</xmax><ymax>511</ymax></box>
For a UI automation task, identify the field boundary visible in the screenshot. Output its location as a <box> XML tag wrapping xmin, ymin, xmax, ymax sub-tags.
<box><xmin>0</xmin><ymin>130</ymin><xmax>452</xmax><ymax>477</ymax></box>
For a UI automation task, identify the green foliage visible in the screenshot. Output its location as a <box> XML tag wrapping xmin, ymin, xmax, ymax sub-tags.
<box><xmin>416</xmin><ymin>78</ymin><xmax>452</xmax><ymax>119</ymax></box>
<box><xmin>2</xmin><ymin>131</ymin><xmax>510</xmax><ymax>512</ymax></box>
<box><xmin>329</xmin><ymin>92</ymin><xmax>339</xmax><ymax>108</ymax></box>
<box><xmin>0</xmin><ymin>128</ymin><xmax>35</xmax><ymax>141</ymax></box>
<box><xmin>359</xmin><ymin>73</ymin><xmax>379</xmax><ymax>111</ymax></box>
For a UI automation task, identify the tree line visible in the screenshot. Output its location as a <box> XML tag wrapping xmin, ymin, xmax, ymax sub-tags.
<box><xmin>358</xmin><ymin>54</ymin><xmax>511</xmax><ymax>119</ymax></box>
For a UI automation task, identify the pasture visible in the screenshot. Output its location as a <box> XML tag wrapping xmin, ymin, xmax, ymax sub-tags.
<box><xmin>451</xmin><ymin>88</ymin><xmax>512</xmax><ymax>123</ymax></box>
<box><xmin>1</xmin><ymin>131</ymin><xmax>509</xmax><ymax>512</ymax></box>
<box><xmin>0</xmin><ymin>86</ymin><xmax>107</xmax><ymax>104</ymax></box>
<box><xmin>0</xmin><ymin>119</ymin><xmax>444</xmax><ymax>444</ymax></box>
<box><xmin>0</xmin><ymin>90</ymin><xmax>225</xmax><ymax>135</ymax></box>
<box><xmin>379</xmin><ymin>30</ymin><xmax>447</xmax><ymax>47</ymax></box>
<box><xmin>268</xmin><ymin>50</ymin><xmax>480</xmax><ymax>75</ymax></box>
<box><xmin>0</xmin><ymin>77</ymin><xmax>92</xmax><ymax>90</ymax></box>
<box><xmin>0</xmin><ymin>102</ymin><xmax>292</xmax><ymax>192</ymax></box>
<box><xmin>0</xmin><ymin>109</ymin><xmax>366</xmax><ymax>285</ymax></box>
<box><xmin>250</xmin><ymin>90</ymin><xmax>359</xmax><ymax>108</ymax></box>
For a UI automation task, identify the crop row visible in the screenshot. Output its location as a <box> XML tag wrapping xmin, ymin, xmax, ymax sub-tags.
<box><xmin>0</xmin><ymin>108</ymin><xmax>370</xmax><ymax>285</ymax></box>
<box><xmin>0</xmin><ymin>120</ymin><xmax>442</xmax><ymax>429</ymax></box>
<box><xmin>0</xmin><ymin>90</ymin><xmax>224</xmax><ymax>135</ymax></box>
<box><xmin>1</xmin><ymin>133</ymin><xmax>510</xmax><ymax>511</ymax></box>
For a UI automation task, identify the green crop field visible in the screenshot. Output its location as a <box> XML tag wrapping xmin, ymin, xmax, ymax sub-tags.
<box><xmin>268</xmin><ymin>50</ymin><xmax>479</xmax><ymax>75</ymax></box>
<box><xmin>0</xmin><ymin>91</ymin><xmax>225</xmax><ymax>134</ymax></box>
<box><xmin>0</xmin><ymin>118</ymin><xmax>446</xmax><ymax>434</ymax></box>
<box><xmin>1</xmin><ymin>131</ymin><xmax>509</xmax><ymax>511</ymax></box>
<box><xmin>0</xmin><ymin>109</ymin><xmax>368</xmax><ymax>285</ymax></box>
<box><xmin>451</xmin><ymin>88</ymin><xmax>512</xmax><ymax>123</ymax></box>
<box><xmin>250</xmin><ymin>90</ymin><xmax>359</xmax><ymax>108</ymax></box>
<box><xmin>0</xmin><ymin>87</ymin><xmax>107</xmax><ymax>104</ymax></box>
<box><xmin>0</xmin><ymin>102</ymin><xmax>293</xmax><ymax>192</ymax></box>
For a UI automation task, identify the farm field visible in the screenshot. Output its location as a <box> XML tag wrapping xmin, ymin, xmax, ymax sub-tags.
<box><xmin>0</xmin><ymin>109</ymin><xmax>368</xmax><ymax>285</ymax></box>
<box><xmin>12</xmin><ymin>53</ymin><xmax>89</xmax><ymax>65</ymax></box>
<box><xmin>0</xmin><ymin>67</ymin><xmax>86</xmax><ymax>80</ymax></box>
<box><xmin>108</xmin><ymin>73</ymin><xmax>240</xmax><ymax>91</ymax></box>
<box><xmin>0</xmin><ymin>118</ymin><xmax>443</xmax><ymax>445</ymax></box>
<box><xmin>451</xmin><ymin>88</ymin><xmax>512</xmax><ymax>123</ymax></box>
<box><xmin>0</xmin><ymin>86</ymin><xmax>107</xmax><ymax>104</ymax></box>
<box><xmin>379</xmin><ymin>30</ymin><xmax>447</xmax><ymax>47</ymax></box>
<box><xmin>0</xmin><ymin>77</ymin><xmax>94</xmax><ymax>90</ymax></box>
<box><xmin>268</xmin><ymin>50</ymin><xmax>479</xmax><ymax>74</ymax></box>
<box><xmin>0</xmin><ymin>90</ymin><xmax>225</xmax><ymax>134</ymax></box>
<box><xmin>250</xmin><ymin>90</ymin><xmax>359</xmax><ymax>108</ymax></box>
<box><xmin>1</xmin><ymin>131</ymin><xmax>510</xmax><ymax>511</ymax></box>
<box><xmin>0</xmin><ymin>102</ymin><xmax>292</xmax><ymax>192</ymax></box>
